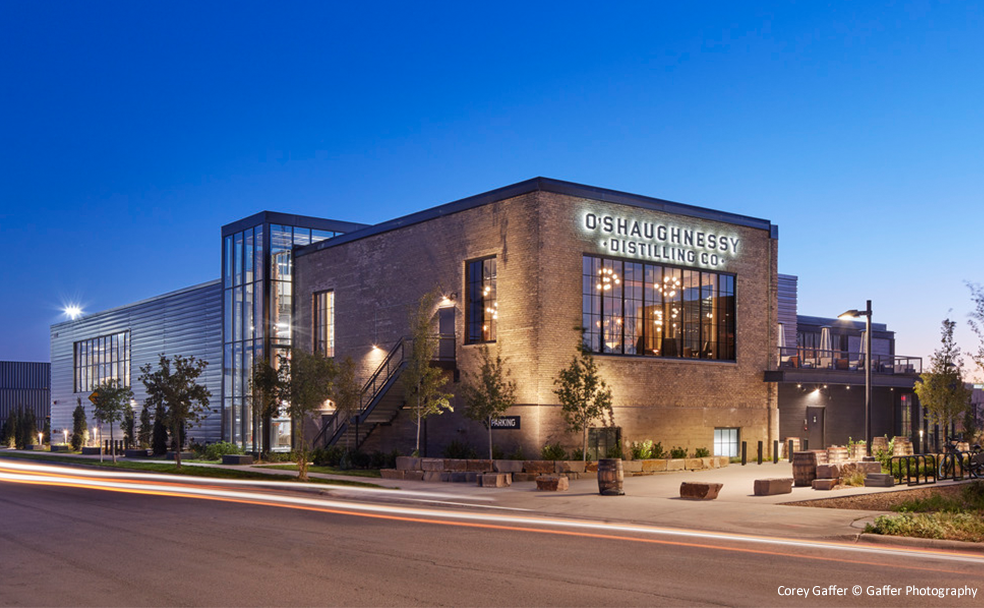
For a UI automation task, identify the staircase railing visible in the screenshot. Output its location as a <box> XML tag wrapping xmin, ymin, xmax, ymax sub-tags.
<box><xmin>314</xmin><ymin>338</ymin><xmax>408</xmax><ymax>448</ymax></box>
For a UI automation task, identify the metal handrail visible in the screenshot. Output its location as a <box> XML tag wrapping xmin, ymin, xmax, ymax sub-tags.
<box><xmin>358</xmin><ymin>338</ymin><xmax>406</xmax><ymax>412</ymax></box>
<box><xmin>777</xmin><ymin>347</ymin><xmax>922</xmax><ymax>374</ymax></box>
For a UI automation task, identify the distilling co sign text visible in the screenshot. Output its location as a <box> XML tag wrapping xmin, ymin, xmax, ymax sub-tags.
<box><xmin>581</xmin><ymin>212</ymin><xmax>740</xmax><ymax>268</ymax></box>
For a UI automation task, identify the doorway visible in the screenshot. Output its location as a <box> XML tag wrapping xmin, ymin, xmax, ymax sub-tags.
<box><xmin>806</xmin><ymin>406</ymin><xmax>825</xmax><ymax>449</ymax></box>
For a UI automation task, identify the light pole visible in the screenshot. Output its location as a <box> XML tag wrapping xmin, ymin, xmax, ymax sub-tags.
<box><xmin>839</xmin><ymin>300</ymin><xmax>872</xmax><ymax>457</ymax></box>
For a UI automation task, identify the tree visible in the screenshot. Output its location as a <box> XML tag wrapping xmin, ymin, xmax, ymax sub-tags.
<box><xmin>277</xmin><ymin>349</ymin><xmax>336</xmax><ymax>481</ymax></box>
<box><xmin>914</xmin><ymin>318</ymin><xmax>972</xmax><ymax>441</ymax></box>
<box><xmin>403</xmin><ymin>291</ymin><xmax>454</xmax><ymax>456</ymax></box>
<box><xmin>91</xmin><ymin>378</ymin><xmax>134</xmax><ymax>463</ymax></box>
<box><xmin>462</xmin><ymin>345</ymin><xmax>516</xmax><ymax>462</ymax></box>
<box><xmin>1</xmin><ymin>409</ymin><xmax>15</xmax><ymax>448</ymax></box>
<box><xmin>122</xmin><ymin>400</ymin><xmax>135</xmax><ymax>449</ymax></box>
<box><xmin>969</xmin><ymin>282</ymin><xmax>984</xmax><ymax>380</ymax></box>
<box><xmin>251</xmin><ymin>359</ymin><xmax>283</xmax><ymax>457</ymax></box>
<box><xmin>151</xmin><ymin>404</ymin><xmax>169</xmax><ymax>456</ymax></box>
<box><xmin>71</xmin><ymin>399</ymin><xmax>87</xmax><ymax>451</ymax></box>
<box><xmin>553</xmin><ymin>331</ymin><xmax>615</xmax><ymax>461</ymax></box>
<box><xmin>139</xmin><ymin>354</ymin><xmax>211</xmax><ymax>469</ymax></box>
<box><xmin>138</xmin><ymin>402</ymin><xmax>152</xmax><ymax>449</ymax></box>
<box><xmin>331</xmin><ymin>356</ymin><xmax>362</xmax><ymax>451</ymax></box>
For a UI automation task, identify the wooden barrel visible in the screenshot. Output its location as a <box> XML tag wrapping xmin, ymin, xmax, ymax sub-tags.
<box><xmin>826</xmin><ymin>446</ymin><xmax>849</xmax><ymax>464</ymax></box>
<box><xmin>871</xmin><ymin>436</ymin><xmax>889</xmax><ymax>454</ymax></box>
<box><xmin>597</xmin><ymin>458</ymin><xmax>625</xmax><ymax>496</ymax></box>
<box><xmin>792</xmin><ymin>451</ymin><xmax>819</xmax><ymax>487</ymax></box>
<box><xmin>893</xmin><ymin>437</ymin><xmax>913</xmax><ymax>456</ymax></box>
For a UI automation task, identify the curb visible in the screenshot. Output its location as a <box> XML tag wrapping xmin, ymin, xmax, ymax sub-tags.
<box><xmin>857</xmin><ymin>533</ymin><xmax>984</xmax><ymax>554</ymax></box>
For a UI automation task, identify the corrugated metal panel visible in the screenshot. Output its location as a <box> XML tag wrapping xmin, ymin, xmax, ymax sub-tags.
<box><xmin>0</xmin><ymin>362</ymin><xmax>50</xmax><ymax>424</ymax></box>
<box><xmin>50</xmin><ymin>281</ymin><xmax>223</xmax><ymax>443</ymax></box>
<box><xmin>777</xmin><ymin>274</ymin><xmax>797</xmax><ymax>347</ymax></box>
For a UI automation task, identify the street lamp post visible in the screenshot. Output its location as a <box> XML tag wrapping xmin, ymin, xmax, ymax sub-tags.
<box><xmin>839</xmin><ymin>300</ymin><xmax>872</xmax><ymax>457</ymax></box>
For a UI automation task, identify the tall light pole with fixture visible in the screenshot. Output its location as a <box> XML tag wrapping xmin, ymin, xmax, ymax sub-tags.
<box><xmin>839</xmin><ymin>300</ymin><xmax>872</xmax><ymax>457</ymax></box>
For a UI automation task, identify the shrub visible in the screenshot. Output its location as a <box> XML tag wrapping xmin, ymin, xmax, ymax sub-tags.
<box><xmin>203</xmin><ymin>441</ymin><xmax>243</xmax><ymax>461</ymax></box>
<box><xmin>311</xmin><ymin>445</ymin><xmax>345</xmax><ymax>467</ymax></box>
<box><xmin>348</xmin><ymin>450</ymin><xmax>372</xmax><ymax>469</ymax></box>
<box><xmin>369</xmin><ymin>450</ymin><xmax>399</xmax><ymax>469</ymax></box>
<box><xmin>507</xmin><ymin>446</ymin><xmax>525</xmax><ymax>460</ymax></box>
<box><xmin>670</xmin><ymin>446</ymin><xmax>687</xmax><ymax>459</ymax></box>
<box><xmin>570</xmin><ymin>447</ymin><xmax>585</xmax><ymax>461</ymax></box>
<box><xmin>491</xmin><ymin>444</ymin><xmax>505</xmax><ymax>460</ymax></box>
<box><xmin>443</xmin><ymin>440</ymin><xmax>478</xmax><ymax>460</ymax></box>
<box><xmin>693</xmin><ymin>447</ymin><xmax>710</xmax><ymax>458</ymax></box>
<box><xmin>541</xmin><ymin>443</ymin><xmax>567</xmax><ymax>461</ymax></box>
<box><xmin>606</xmin><ymin>442</ymin><xmax>624</xmax><ymax>459</ymax></box>
<box><xmin>631</xmin><ymin>440</ymin><xmax>666</xmax><ymax>459</ymax></box>
<box><xmin>841</xmin><ymin>470</ymin><xmax>866</xmax><ymax>487</ymax></box>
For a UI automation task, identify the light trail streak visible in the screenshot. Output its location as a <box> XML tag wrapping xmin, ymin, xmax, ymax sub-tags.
<box><xmin>3</xmin><ymin>459</ymin><xmax>983</xmax><ymax>571</ymax></box>
<box><xmin>0</xmin><ymin>458</ymin><xmax>494</xmax><ymax>502</ymax></box>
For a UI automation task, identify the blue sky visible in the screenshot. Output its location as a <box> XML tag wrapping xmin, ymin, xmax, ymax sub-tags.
<box><xmin>2</xmin><ymin>1</ymin><xmax>982</xmax><ymax>377</ymax></box>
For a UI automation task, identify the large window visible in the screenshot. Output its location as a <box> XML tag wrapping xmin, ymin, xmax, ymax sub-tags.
<box><xmin>74</xmin><ymin>331</ymin><xmax>130</xmax><ymax>392</ymax></box>
<box><xmin>582</xmin><ymin>255</ymin><xmax>735</xmax><ymax>360</ymax></box>
<box><xmin>313</xmin><ymin>290</ymin><xmax>334</xmax><ymax>357</ymax></box>
<box><xmin>466</xmin><ymin>257</ymin><xmax>497</xmax><ymax>343</ymax></box>
<box><xmin>714</xmin><ymin>428</ymin><xmax>739</xmax><ymax>457</ymax></box>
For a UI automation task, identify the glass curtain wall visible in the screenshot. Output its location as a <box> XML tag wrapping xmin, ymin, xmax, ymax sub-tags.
<box><xmin>223</xmin><ymin>222</ymin><xmax>339</xmax><ymax>451</ymax></box>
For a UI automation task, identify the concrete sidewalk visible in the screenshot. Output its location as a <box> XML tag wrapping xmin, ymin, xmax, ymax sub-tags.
<box><xmin>1</xmin><ymin>449</ymin><xmax>964</xmax><ymax>543</ymax></box>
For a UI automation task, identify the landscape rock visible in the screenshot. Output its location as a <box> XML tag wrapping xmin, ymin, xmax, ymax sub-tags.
<box><xmin>679</xmin><ymin>482</ymin><xmax>723</xmax><ymax>500</ymax></box>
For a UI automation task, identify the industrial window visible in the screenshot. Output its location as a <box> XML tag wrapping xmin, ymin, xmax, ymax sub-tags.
<box><xmin>582</xmin><ymin>255</ymin><xmax>735</xmax><ymax>360</ymax></box>
<box><xmin>73</xmin><ymin>331</ymin><xmax>130</xmax><ymax>392</ymax></box>
<box><xmin>466</xmin><ymin>257</ymin><xmax>497</xmax><ymax>343</ymax></box>
<box><xmin>313</xmin><ymin>290</ymin><xmax>334</xmax><ymax>357</ymax></box>
<box><xmin>714</xmin><ymin>428</ymin><xmax>739</xmax><ymax>458</ymax></box>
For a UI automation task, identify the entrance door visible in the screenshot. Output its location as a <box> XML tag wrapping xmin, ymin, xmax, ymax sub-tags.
<box><xmin>806</xmin><ymin>407</ymin><xmax>825</xmax><ymax>449</ymax></box>
<box><xmin>437</xmin><ymin>306</ymin><xmax>455</xmax><ymax>361</ymax></box>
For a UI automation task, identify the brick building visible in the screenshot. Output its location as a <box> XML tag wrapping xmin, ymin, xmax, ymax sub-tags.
<box><xmin>293</xmin><ymin>178</ymin><xmax>780</xmax><ymax>458</ymax></box>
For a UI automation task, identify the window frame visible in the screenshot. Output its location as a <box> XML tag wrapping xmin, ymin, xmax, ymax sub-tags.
<box><xmin>312</xmin><ymin>289</ymin><xmax>335</xmax><ymax>357</ymax></box>
<box><xmin>465</xmin><ymin>256</ymin><xmax>497</xmax><ymax>344</ymax></box>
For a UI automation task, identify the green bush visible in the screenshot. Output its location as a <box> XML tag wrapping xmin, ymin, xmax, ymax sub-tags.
<box><xmin>491</xmin><ymin>444</ymin><xmax>505</xmax><ymax>460</ymax></box>
<box><xmin>670</xmin><ymin>446</ymin><xmax>687</xmax><ymax>459</ymax></box>
<box><xmin>443</xmin><ymin>440</ymin><xmax>478</xmax><ymax>459</ymax></box>
<box><xmin>369</xmin><ymin>450</ymin><xmax>400</xmax><ymax>469</ymax></box>
<box><xmin>203</xmin><ymin>441</ymin><xmax>243</xmax><ymax>461</ymax></box>
<box><xmin>541</xmin><ymin>443</ymin><xmax>567</xmax><ymax>461</ymax></box>
<box><xmin>693</xmin><ymin>447</ymin><xmax>710</xmax><ymax>458</ymax></box>
<box><xmin>507</xmin><ymin>445</ymin><xmax>525</xmax><ymax>460</ymax></box>
<box><xmin>311</xmin><ymin>445</ymin><xmax>345</xmax><ymax>467</ymax></box>
<box><xmin>570</xmin><ymin>447</ymin><xmax>585</xmax><ymax>461</ymax></box>
<box><xmin>606</xmin><ymin>442</ymin><xmax>624</xmax><ymax>458</ymax></box>
<box><xmin>865</xmin><ymin>512</ymin><xmax>984</xmax><ymax>543</ymax></box>
<box><xmin>629</xmin><ymin>440</ymin><xmax>665</xmax><ymax>459</ymax></box>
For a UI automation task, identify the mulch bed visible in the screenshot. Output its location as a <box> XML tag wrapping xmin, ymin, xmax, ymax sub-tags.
<box><xmin>784</xmin><ymin>484</ymin><xmax>965</xmax><ymax>511</ymax></box>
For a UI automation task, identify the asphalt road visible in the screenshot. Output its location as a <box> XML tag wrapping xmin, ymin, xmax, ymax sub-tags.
<box><xmin>1</xmin><ymin>468</ymin><xmax>981</xmax><ymax>607</ymax></box>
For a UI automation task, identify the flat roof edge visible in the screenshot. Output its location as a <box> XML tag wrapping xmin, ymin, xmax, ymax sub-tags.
<box><xmin>298</xmin><ymin>177</ymin><xmax>777</xmax><ymax>257</ymax></box>
<box><xmin>49</xmin><ymin>279</ymin><xmax>221</xmax><ymax>330</ymax></box>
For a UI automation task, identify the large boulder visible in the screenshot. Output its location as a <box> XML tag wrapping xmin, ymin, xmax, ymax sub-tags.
<box><xmin>679</xmin><ymin>482</ymin><xmax>723</xmax><ymax>500</ymax></box>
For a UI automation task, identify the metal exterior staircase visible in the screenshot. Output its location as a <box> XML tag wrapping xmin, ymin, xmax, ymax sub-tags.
<box><xmin>315</xmin><ymin>338</ymin><xmax>408</xmax><ymax>450</ymax></box>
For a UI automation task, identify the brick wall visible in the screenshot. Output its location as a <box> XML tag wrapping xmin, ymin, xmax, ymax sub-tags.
<box><xmin>295</xmin><ymin>188</ymin><xmax>778</xmax><ymax>457</ymax></box>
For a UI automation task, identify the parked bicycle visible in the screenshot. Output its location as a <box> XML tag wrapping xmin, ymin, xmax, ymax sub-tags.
<box><xmin>938</xmin><ymin>440</ymin><xmax>984</xmax><ymax>480</ymax></box>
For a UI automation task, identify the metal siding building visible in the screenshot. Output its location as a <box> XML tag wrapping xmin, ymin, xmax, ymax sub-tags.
<box><xmin>49</xmin><ymin>281</ymin><xmax>223</xmax><ymax>443</ymax></box>
<box><xmin>0</xmin><ymin>361</ymin><xmax>50</xmax><ymax>428</ymax></box>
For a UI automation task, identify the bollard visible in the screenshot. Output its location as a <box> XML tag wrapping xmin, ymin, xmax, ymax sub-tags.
<box><xmin>773</xmin><ymin>440</ymin><xmax>779</xmax><ymax>464</ymax></box>
<box><xmin>788</xmin><ymin>440</ymin><xmax>794</xmax><ymax>463</ymax></box>
<box><xmin>757</xmin><ymin>441</ymin><xmax>763</xmax><ymax>465</ymax></box>
<box><xmin>741</xmin><ymin>441</ymin><xmax>747</xmax><ymax>466</ymax></box>
<box><xmin>803</xmin><ymin>439</ymin><xmax>809</xmax><ymax>451</ymax></box>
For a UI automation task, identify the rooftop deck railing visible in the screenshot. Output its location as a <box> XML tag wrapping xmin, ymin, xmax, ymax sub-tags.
<box><xmin>776</xmin><ymin>347</ymin><xmax>921</xmax><ymax>375</ymax></box>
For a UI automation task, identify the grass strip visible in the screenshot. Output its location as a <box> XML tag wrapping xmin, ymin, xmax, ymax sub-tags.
<box><xmin>0</xmin><ymin>451</ymin><xmax>384</xmax><ymax>488</ymax></box>
<box><xmin>258</xmin><ymin>464</ymin><xmax>382</xmax><ymax>478</ymax></box>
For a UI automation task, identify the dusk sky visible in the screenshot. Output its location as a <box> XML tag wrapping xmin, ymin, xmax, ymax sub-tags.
<box><xmin>2</xmin><ymin>1</ymin><xmax>982</xmax><ymax>378</ymax></box>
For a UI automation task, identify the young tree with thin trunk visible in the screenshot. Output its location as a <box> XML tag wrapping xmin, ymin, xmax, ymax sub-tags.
<box><xmin>554</xmin><ymin>330</ymin><xmax>615</xmax><ymax>461</ymax></box>
<box><xmin>139</xmin><ymin>354</ymin><xmax>211</xmax><ymax>469</ymax></box>
<box><xmin>462</xmin><ymin>345</ymin><xmax>516</xmax><ymax>463</ymax></box>
<box><xmin>331</xmin><ymin>356</ymin><xmax>361</xmax><ymax>451</ymax></box>
<box><xmin>403</xmin><ymin>291</ymin><xmax>454</xmax><ymax>456</ymax></box>
<box><xmin>91</xmin><ymin>378</ymin><xmax>134</xmax><ymax>463</ymax></box>
<box><xmin>915</xmin><ymin>318</ymin><xmax>972</xmax><ymax>442</ymax></box>
<box><xmin>278</xmin><ymin>349</ymin><xmax>336</xmax><ymax>481</ymax></box>
<box><xmin>251</xmin><ymin>359</ymin><xmax>282</xmax><ymax>457</ymax></box>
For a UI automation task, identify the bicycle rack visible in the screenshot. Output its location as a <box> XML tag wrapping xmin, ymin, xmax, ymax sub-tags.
<box><xmin>890</xmin><ymin>454</ymin><xmax>937</xmax><ymax>486</ymax></box>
